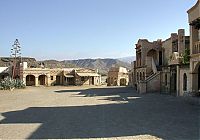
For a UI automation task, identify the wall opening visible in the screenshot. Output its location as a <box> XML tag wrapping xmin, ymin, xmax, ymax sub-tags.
<box><xmin>26</xmin><ymin>75</ymin><xmax>35</xmax><ymax>86</ymax></box>
<box><xmin>183</xmin><ymin>73</ymin><xmax>187</xmax><ymax>91</ymax></box>
<box><xmin>120</xmin><ymin>78</ymin><xmax>126</xmax><ymax>86</ymax></box>
<box><xmin>38</xmin><ymin>75</ymin><xmax>47</xmax><ymax>85</ymax></box>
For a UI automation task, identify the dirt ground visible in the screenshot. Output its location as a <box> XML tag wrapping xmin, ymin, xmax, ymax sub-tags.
<box><xmin>0</xmin><ymin>86</ymin><xmax>199</xmax><ymax>140</ymax></box>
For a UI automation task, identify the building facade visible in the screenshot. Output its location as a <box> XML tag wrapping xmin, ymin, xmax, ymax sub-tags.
<box><xmin>20</xmin><ymin>62</ymin><xmax>101</xmax><ymax>86</ymax></box>
<box><xmin>107</xmin><ymin>67</ymin><xmax>129</xmax><ymax>86</ymax></box>
<box><xmin>130</xmin><ymin>1</ymin><xmax>200</xmax><ymax>96</ymax></box>
<box><xmin>161</xmin><ymin>29</ymin><xmax>190</xmax><ymax>96</ymax></box>
<box><xmin>134</xmin><ymin>39</ymin><xmax>162</xmax><ymax>93</ymax></box>
<box><xmin>188</xmin><ymin>0</ymin><xmax>200</xmax><ymax>93</ymax></box>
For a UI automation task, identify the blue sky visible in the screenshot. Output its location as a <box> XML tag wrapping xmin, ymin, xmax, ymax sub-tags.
<box><xmin>0</xmin><ymin>0</ymin><xmax>197</xmax><ymax>60</ymax></box>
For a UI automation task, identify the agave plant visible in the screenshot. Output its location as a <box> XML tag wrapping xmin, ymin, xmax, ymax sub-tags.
<box><xmin>0</xmin><ymin>77</ymin><xmax>25</xmax><ymax>90</ymax></box>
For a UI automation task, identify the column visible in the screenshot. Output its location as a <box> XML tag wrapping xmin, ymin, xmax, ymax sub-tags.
<box><xmin>47</xmin><ymin>76</ymin><xmax>51</xmax><ymax>86</ymax></box>
<box><xmin>23</xmin><ymin>77</ymin><xmax>26</xmax><ymax>85</ymax></box>
<box><xmin>35</xmin><ymin>77</ymin><xmax>38</xmax><ymax>86</ymax></box>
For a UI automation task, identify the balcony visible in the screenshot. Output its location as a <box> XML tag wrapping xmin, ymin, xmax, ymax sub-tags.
<box><xmin>168</xmin><ymin>52</ymin><xmax>182</xmax><ymax>65</ymax></box>
<box><xmin>193</xmin><ymin>41</ymin><xmax>200</xmax><ymax>54</ymax></box>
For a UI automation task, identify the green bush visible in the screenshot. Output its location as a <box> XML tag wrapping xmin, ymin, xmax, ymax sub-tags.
<box><xmin>182</xmin><ymin>49</ymin><xmax>190</xmax><ymax>64</ymax></box>
<box><xmin>0</xmin><ymin>78</ymin><xmax>25</xmax><ymax>90</ymax></box>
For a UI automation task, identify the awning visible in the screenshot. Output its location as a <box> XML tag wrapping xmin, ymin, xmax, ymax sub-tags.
<box><xmin>64</xmin><ymin>74</ymin><xmax>74</xmax><ymax>78</ymax></box>
<box><xmin>77</xmin><ymin>73</ymin><xmax>100</xmax><ymax>77</ymax></box>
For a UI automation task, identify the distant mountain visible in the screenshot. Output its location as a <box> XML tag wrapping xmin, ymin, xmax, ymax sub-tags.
<box><xmin>65</xmin><ymin>58</ymin><xmax>131</xmax><ymax>74</ymax></box>
<box><xmin>0</xmin><ymin>57</ymin><xmax>37</xmax><ymax>67</ymax></box>
<box><xmin>0</xmin><ymin>57</ymin><xmax>131</xmax><ymax>75</ymax></box>
<box><xmin>118</xmin><ymin>56</ymin><xmax>136</xmax><ymax>64</ymax></box>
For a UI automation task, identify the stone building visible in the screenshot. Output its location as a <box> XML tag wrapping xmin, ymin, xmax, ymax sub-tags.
<box><xmin>20</xmin><ymin>62</ymin><xmax>101</xmax><ymax>86</ymax></box>
<box><xmin>107</xmin><ymin>66</ymin><xmax>129</xmax><ymax>86</ymax></box>
<box><xmin>187</xmin><ymin>0</ymin><xmax>200</xmax><ymax>93</ymax></box>
<box><xmin>131</xmin><ymin>0</ymin><xmax>200</xmax><ymax>96</ymax></box>
<box><xmin>133</xmin><ymin>29</ymin><xmax>190</xmax><ymax>95</ymax></box>
<box><xmin>134</xmin><ymin>39</ymin><xmax>163</xmax><ymax>93</ymax></box>
<box><xmin>161</xmin><ymin>29</ymin><xmax>190</xmax><ymax>96</ymax></box>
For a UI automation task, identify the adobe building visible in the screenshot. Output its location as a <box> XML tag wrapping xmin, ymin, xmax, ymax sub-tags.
<box><xmin>131</xmin><ymin>1</ymin><xmax>200</xmax><ymax>96</ymax></box>
<box><xmin>133</xmin><ymin>29</ymin><xmax>190</xmax><ymax>96</ymax></box>
<box><xmin>135</xmin><ymin>39</ymin><xmax>163</xmax><ymax>93</ymax></box>
<box><xmin>107</xmin><ymin>66</ymin><xmax>129</xmax><ymax>86</ymax></box>
<box><xmin>187</xmin><ymin>0</ymin><xmax>200</xmax><ymax>93</ymax></box>
<box><xmin>161</xmin><ymin>29</ymin><xmax>190</xmax><ymax>96</ymax></box>
<box><xmin>20</xmin><ymin>62</ymin><xmax>101</xmax><ymax>86</ymax></box>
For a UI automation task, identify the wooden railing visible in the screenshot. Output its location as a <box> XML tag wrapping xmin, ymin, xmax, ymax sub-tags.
<box><xmin>193</xmin><ymin>41</ymin><xmax>200</xmax><ymax>54</ymax></box>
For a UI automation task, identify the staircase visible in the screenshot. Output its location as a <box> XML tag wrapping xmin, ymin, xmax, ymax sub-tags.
<box><xmin>138</xmin><ymin>58</ymin><xmax>161</xmax><ymax>94</ymax></box>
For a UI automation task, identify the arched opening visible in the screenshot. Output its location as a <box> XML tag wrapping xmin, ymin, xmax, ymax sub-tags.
<box><xmin>147</xmin><ymin>49</ymin><xmax>158</xmax><ymax>65</ymax></box>
<box><xmin>26</xmin><ymin>75</ymin><xmax>35</xmax><ymax>86</ymax></box>
<box><xmin>183</xmin><ymin>73</ymin><xmax>187</xmax><ymax>91</ymax></box>
<box><xmin>38</xmin><ymin>75</ymin><xmax>47</xmax><ymax>85</ymax></box>
<box><xmin>192</xmin><ymin>62</ymin><xmax>200</xmax><ymax>91</ymax></box>
<box><xmin>120</xmin><ymin>78</ymin><xmax>126</xmax><ymax>86</ymax></box>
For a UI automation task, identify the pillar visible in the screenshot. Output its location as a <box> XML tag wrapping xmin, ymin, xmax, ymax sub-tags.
<box><xmin>35</xmin><ymin>77</ymin><xmax>38</xmax><ymax>86</ymax></box>
<box><xmin>23</xmin><ymin>77</ymin><xmax>26</xmax><ymax>85</ymax></box>
<box><xmin>47</xmin><ymin>76</ymin><xmax>51</xmax><ymax>86</ymax></box>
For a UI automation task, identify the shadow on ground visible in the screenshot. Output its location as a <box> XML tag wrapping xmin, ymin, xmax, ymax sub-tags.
<box><xmin>55</xmin><ymin>86</ymin><xmax>138</xmax><ymax>102</ymax></box>
<box><xmin>1</xmin><ymin>87</ymin><xmax>199</xmax><ymax>140</ymax></box>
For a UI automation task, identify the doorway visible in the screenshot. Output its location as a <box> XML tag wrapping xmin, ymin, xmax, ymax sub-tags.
<box><xmin>56</xmin><ymin>76</ymin><xmax>61</xmax><ymax>85</ymax></box>
<box><xmin>38</xmin><ymin>75</ymin><xmax>46</xmax><ymax>85</ymax></box>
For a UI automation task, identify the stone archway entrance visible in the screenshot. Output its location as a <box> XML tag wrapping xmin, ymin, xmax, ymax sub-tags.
<box><xmin>120</xmin><ymin>78</ymin><xmax>127</xmax><ymax>86</ymax></box>
<box><xmin>38</xmin><ymin>75</ymin><xmax>47</xmax><ymax>85</ymax></box>
<box><xmin>147</xmin><ymin>49</ymin><xmax>158</xmax><ymax>64</ymax></box>
<box><xmin>26</xmin><ymin>75</ymin><xmax>35</xmax><ymax>86</ymax></box>
<box><xmin>192</xmin><ymin>62</ymin><xmax>200</xmax><ymax>91</ymax></box>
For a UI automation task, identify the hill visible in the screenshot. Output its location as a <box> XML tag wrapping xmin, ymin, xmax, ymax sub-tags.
<box><xmin>65</xmin><ymin>58</ymin><xmax>131</xmax><ymax>74</ymax></box>
<box><xmin>0</xmin><ymin>57</ymin><xmax>131</xmax><ymax>75</ymax></box>
<box><xmin>118</xmin><ymin>56</ymin><xmax>136</xmax><ymax>64</ymax></box>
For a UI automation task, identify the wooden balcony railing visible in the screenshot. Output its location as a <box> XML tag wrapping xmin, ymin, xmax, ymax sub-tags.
<box><xmin>193</xmin><ymin>41</ymin><xmax>200</xmax><ymax>54</ymax></box>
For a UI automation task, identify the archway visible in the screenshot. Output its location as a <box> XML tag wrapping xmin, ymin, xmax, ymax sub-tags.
<box><xmin>38</xmin><ymin>75</ymin><xmax>47</xmax><ymax>85</ymax></box>
<box><xmin>193</xmin><ymin>62</ymin><xmax>200</xmax><ymax>91</ymax></box>
<box><xmin>26</xmin><ymin>75</ymin><xmax>35</xmax><ymax>86</ymax></box>
<box><xmin>120</xmin><ymin>78</ymin><xmax>127</xmax><ymax>86</ymax></box>
<box><xmin>147</xmin><ymin>49</ymin><xmax>158</xmax><ymax>65</ymax></box>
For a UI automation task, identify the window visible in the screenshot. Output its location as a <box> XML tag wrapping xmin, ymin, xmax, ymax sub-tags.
<box><xmin>183</xmin><ymin>73</ymin><xmax>187</xmax><ymax>91</ymax></box>
<box><xmin>140</xmin><ymin>72</ymin><xmax>142</xmax><ymax>80</ymax></box>
<box><xmin>51</xmin><ymin>76</ymin><xmax>53</xmax><ymax>80</ymax></box>
<box><xmin>81</xmin><ymin>77</ymin><xmax>85</xmax><ymax>81</ymax></box>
